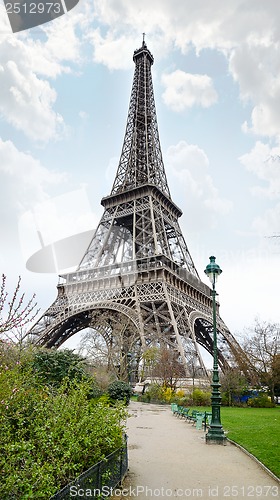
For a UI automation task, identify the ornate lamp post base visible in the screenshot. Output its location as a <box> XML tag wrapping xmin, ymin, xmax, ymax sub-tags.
<box><xmin>206</xmin><ymin>435</ymin><xmax>227</xmax><ymax>445</ymax></box>
<box><xmin>206</xmin><ymin>428</ymin><xmax>227</xmax><ymax>445</ymax></box>
<box><xmin>206</xmin><ymin>383</ymin><xmax>227</xmax><ymax>445</ymax></box>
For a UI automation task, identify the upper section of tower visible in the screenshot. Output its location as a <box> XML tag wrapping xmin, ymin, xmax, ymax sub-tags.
<box><xmin>133</xmin><ymin>39</ymin><xmax>154</xmax><ymax>65</ymax></box>
<box><xmin>110</xmin><ymin>40</ymin><xmax>171</xmax><ymax>198</ymax></box>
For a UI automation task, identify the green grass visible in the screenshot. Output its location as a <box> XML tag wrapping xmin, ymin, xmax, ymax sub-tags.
<box><xmin>221</xmin><ymin>407</ymin><xmax>280</xmax><ymax>479</ymax></box>
<box><xmin>191</xmin><ymin>406</ymin><xmax>280</xmax><ymax>478</ymax></box>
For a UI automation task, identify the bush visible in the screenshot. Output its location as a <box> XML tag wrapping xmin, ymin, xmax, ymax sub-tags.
<box><xmin>0</xmin><ymin>363</ymin><xmax>127</xmax><ymax>499</ymax></box>
<box><xmin>28</xmin><ymin>348</ymin><xmax>87</xmax><ymax>387</ymax></box>
<box><xmin>139</xmin><ymin>383</ymin><xmax>168</xmax><ymax>403</ymax></box>
<box><xmin>138</xmin><ymin>392</ymin><xmax>151</xmax><ymax>402</ymax></box>
<box><xmin>175</xmin><ymin>389</ymin><xmax>185</xmax><ymax>399</ymax></box>
<box><xmin>145</xmin><ymin>383</ymin><xmax>162</xmax><ymax>401</ymax></box>
<box><xmin>248</xmin><ymin>395</ymin><xmax>275</xmax><ymax>408</ymax></box>
<box><xmin>161</xmin><ymin>386</ymin><xmax>175</xmax><ymax>402</ymax></box>
<box><xmin>173</xmin><ymin>396</ymin><xmax>191</xmax><ymax>407</ymax></box>
<box><xmin>138</xmin><ymin>385</ymin><xmax>212</xmax><ymax>406</ymax></box>
<box><xmin>138</xmin><ymin>384</ymin><xmax>179</xmax><ymax>404</ymax></box>
<box><xmin>107</xmin><ymin>380</ymin><xmax>132</xmax><ymax>405</ymax></box>
<box><xmin>192</xmin><ymin>388</ymin><xmax>211</xmax><ymax>406</ymax></box>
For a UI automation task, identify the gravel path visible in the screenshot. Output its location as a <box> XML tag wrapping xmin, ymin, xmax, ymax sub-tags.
<box><xmin>118</xmin><ymin>401</ymin><xmax>279</xmax><ymax>500</ymax></box>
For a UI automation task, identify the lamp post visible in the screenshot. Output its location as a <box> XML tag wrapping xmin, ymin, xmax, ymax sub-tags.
<box><xmin>127</xmin><ymin>352</ymin><xmax>132</xmax><ymax>386</ymax></box>
<box><xmin>204</xmin><ymin>256</ymin><xmax>227</xmax><ymax>445</ymax></box>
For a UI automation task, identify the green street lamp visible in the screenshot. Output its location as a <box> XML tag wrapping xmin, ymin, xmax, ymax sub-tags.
<box><xmin>204</xmin><ymin>256</ymin><xmax>227</xmax><ymax>445</ymax></box>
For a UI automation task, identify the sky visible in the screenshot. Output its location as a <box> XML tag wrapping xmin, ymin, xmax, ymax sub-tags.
<box><xmin>1</xmin><ymin>0</ymin><xmax>280</xmax><ymax>349</ymax></box>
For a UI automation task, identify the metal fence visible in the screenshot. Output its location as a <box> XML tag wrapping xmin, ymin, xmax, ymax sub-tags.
<box><xmin>51</xmin><ymin>435</ymin><xmax>128</xmax><ymax>499</ymax></box>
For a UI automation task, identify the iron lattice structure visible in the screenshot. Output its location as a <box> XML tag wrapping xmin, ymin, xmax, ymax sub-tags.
<box><xmin>29</xmin><ymin>41</ymin><xmax>252</xmax><ymax>379</ymax></box>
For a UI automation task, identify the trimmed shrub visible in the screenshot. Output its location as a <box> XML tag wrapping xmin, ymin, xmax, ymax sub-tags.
<box><xmin>107</xmin><ymin>380</ymin><xmax>132</xmax><ymax>405</ymax></box>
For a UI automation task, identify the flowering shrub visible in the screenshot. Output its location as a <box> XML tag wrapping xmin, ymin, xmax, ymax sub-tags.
<box><xmin>139</xmin><ymin>383</ymin><xmax>176</xmax><ymax>403</ymax></box>
<box><xmin>0</xmin><ymin>274</ymin><xmax>39</xmax><ymax>336</ymax></box>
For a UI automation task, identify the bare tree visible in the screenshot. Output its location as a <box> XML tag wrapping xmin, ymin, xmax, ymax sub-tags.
<box><xmin>220</xmin><ymin>368</ymin><xmax>248</xmax><ymax>406</ymax></box>
<box><xmin>241</xmin><ymin>319</ymin><xmax>280</xmax><ymax>403</ymax></box>
<box><xmin>140</xmin><ymin>346</ymin><xmax>159</xmax><ymax>381</ymax></box>
<box><xmin>78</xmin><ymin>329</ymin><xmax>109</xmax><ymax>367</ymax></box>
<box><xmin>153</xmin><ymin>346</ymin><xmax>185</xmax><ymax>391</ymax></box>
<box><xmin>271</xmin><ymin>354</ymin><xmax>280</xmax><ymax>401</ymax></box>
<box><xmin>78</xmin><ymin>325</ymin><xmax>141</xmax><ymax>382</ymax></box>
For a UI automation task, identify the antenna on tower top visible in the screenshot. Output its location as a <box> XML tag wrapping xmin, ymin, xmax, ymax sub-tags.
<box><xmin>142</xmin><ymin>32</ymin><xmax>146</xmax><ymax>45</ymax></box>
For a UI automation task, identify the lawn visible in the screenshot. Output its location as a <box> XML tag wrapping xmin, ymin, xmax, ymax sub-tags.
<box><xmin>193</xmin><ymin>406</ymin><xmax>280</xmax><ymax>479</ymax></box>
<box><xmin>221</xmin><ymin>407</ymin><xmax>280</xmax><ymax>479</ymax></box>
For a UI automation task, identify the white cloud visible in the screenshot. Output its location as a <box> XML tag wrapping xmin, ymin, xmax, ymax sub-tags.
<box><xmin>239</xmin><ymin>141</ymin><xmax>280</xmax><ymax>198</ymax></box>
<box><xmin>90</xmin><ymin>0</ymin><xmax>280</xmax><ymax>142</ymax></box>
<box><xmin>0</xmin><ymin>138</ymin><xmax>67</xmax><ymax>211</ymax></box>
<box><xmin>89</xmin><ymin>30</ymin><xmax>136</xmax><ymax>70</ymax></box>
<box><xmin>93</xmin><ymin>0</ymin><xmax>171</xmax><ymax>41</ymax></box>
<box><xmin>239</xmin><ymin>141</ymin><xmax>280</xmax><ymax>239</ymax></box>
<box><xmin>166</xmin><ymin>141</ymin><xmax>232</xmax><ymax>230</ymax></box>
<box><xmin>0</xmin><ymin>48</ymin><xmax>63</xmax><ymax>141</ymax></box>
<box><xmin>252</xmin><ymin>203</ymin><xmax>280</xmax><ymax>239</ymax></box>
<box><xmin>0</xmin><ymin>32</ymin><xmax>66</xmax><ymax>142</ymax></box>
<box><xmin>230</xmin><ymin>42</ymin><xmax>280</xmax><ymax>139</ymax></box>
<box><xmin>0</xmin><ymin>1</ymin><xmax>92</xmax><ymax>142</ymax></box>
<box><xmin>0</xmin><ymin>138</ymin><xmax>69</xmax><ymax>275</ymax></box>
<box><xmin>161</xmin><ymin>70</ymin><xmax>218</xmax><ymax>111</ymax></box>
<box><xmin>19</xmin><ymin>188</ymin><xmax>98</xmax><ymax>272</ymax></box>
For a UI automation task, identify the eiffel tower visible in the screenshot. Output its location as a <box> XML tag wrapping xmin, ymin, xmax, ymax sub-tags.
<box><xmin>29</xmin><ymin>39</ymin><xmax>251</xmax><ymax>380</ymax></box>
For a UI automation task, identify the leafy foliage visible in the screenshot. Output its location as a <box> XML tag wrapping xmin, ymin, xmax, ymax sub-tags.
<box><xmin>191</xmin><ymin>388</ymin><xmax>211</xmax><ymax>406</ymax></box>
<box><xmin>0</xmin><ymin>362</ymin><xmax>127</xmax><ymax>499</ymax></box>
<box><xmin>107</xmin><ymin>380</ymin><xmax>132</xmax><ymax>405</ymax></box>
<box><xmin>28</xmin><ymin>348</ymin><xmax>88</xmax><ymax>387</ymax></box>
<box><xmin>247</xmin><ymin>395</ymin><xmax>275</xmax><ymax>408</ymax></box>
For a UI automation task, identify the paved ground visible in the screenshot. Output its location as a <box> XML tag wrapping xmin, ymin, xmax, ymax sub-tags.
<box><xmin>117</xmin><ymin>401</ymin><xmax>279</xmax><ymax>500</ymax></box>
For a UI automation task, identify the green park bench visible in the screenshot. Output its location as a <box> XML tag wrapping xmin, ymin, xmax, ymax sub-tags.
<box><xmin>178</xmin><ymin>406</ymin><xmax>190</xmax><ymax>419</ymax></box>
<box><xmin>187</xmin><ymin>409</ymin><xmax>199</xmax><ymax>422</ymax></box>
<box><xmin>195</xmin><ymin>412</ymin><xmax>206</xmax><ymax>429</ymax></box>
<box><xmin>195</xmin><ymin>411</ymin><xmax>212</xmax><ymax>430</ymax></box>
<box><xmin>205</xmin><ymin>411</ymin><xmax>212</xmax><ymax>427</ymax></box>
<box><xmin>171</xmin><ymin>404</ymin><xmax>190</xmax><ymax>419</ymax></box>
<box><xmin>171</xmin><ymin>403</ymin><xmax>179</xmax><ymax>415</ymax></box>
<box><xmin>171</xmin><ymin>406</ymin><xmax>212</xmax><ymax>430</ymax></box>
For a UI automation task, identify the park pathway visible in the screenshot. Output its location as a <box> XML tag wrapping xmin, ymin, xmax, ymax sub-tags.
<box><xmin>120</xmin><ymin>402</ymin><xmax>279</xmax><ymax>500</ymax></box>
